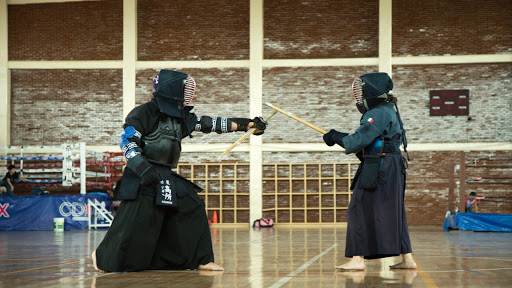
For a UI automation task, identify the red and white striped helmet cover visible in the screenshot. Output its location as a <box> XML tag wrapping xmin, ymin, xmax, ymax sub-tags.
<box><xmin>352</xmin><ymin>77</ymin><xmax>364</xmax><ymax>106</ymax></box>
<box><xmin>183</xmin><ymin>75</ymin><xmax>196</xmax><ymax>106</ymax></box>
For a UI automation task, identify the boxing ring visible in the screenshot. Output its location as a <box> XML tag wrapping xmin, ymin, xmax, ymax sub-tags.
<box><xmin>0</xmin><ymin>143</ymin><xmax>122</xmax><ymax>230</ymax></box>
<box><xmin>0</xmin><ymin>143</ymin><xmax>125</xmax><ymax>193</ymax></box>
<box><xmin>1</xmin><ymin>143</ymin><xmax>87</xmax><ymax>193</ymax></box>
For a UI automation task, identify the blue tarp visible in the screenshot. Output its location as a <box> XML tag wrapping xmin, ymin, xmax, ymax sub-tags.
<box><xmin>444</xmin><ymin>213</ymin><xmax>512</xmax><ymax>232</ymax></box>
<box><xmin>0</xmin><ymin>194</ymin><xmax>111</xmax><ymax>231</ymax></box>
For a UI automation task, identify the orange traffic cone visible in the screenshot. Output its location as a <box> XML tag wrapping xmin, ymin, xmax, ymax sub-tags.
<box><xmin>212</xmin><ymin>210</ymin><xmax>218</xmax><ymax>224</ymax></box>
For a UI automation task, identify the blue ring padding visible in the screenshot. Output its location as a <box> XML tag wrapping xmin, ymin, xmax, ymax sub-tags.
<box><xmin>0</xmin><ymin>156</ymin><xmax>64</xmax><ymax>161</ymax></box>
<box><xmin>23</xmin><ymin>179</ymin><xmax>63</xmax><ymax>183</ymax></box>
<box><xmin>88</xmin><ymin>192</ymin><xmax>109</xmax><ymax>197</ymax></box>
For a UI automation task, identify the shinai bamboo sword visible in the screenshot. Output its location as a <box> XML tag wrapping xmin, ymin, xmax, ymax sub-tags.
<box><xmin>218</xmin><ymin>110</ymin><xmax>278</xmax><ymax>159</ymax></box>
<box><xmin>264</xmin><ymin>102</ymin><xmax>328</xmax><ymax>134</ymax></box>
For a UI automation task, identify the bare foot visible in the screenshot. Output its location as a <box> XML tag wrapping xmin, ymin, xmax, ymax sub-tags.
<box><xmin>197</xmin><ymin>262</ymin><xmax>224</xmax><ymax>271</ymax></box>
<box><xmin>390</xmin><ymin>253</ymin><xmax>417</xmax><ymax>269</ymax></box>
<box><xmin>335</xmin><ymin>256</ymin><xmax>365</xmax><ymax>271</ymax></box>
<box><xmin>91</xmin><ymin>250</ymin><xmax>106</xmax><ymax>273</ymax></box>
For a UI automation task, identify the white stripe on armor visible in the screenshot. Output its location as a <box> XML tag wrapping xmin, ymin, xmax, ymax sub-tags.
<box><xmin>211</xmin><ymin>118</ymin><xmax>217</xmax><ymax>132</ymax></box>
<box><xmin>121</xmin><ymin>142</ymin><xmax>138</xmax><ymax>155</ymax></box>
<box><xmin>126</xmin><ymin>142</ymin><xmax>138</xmax><ymax>150</ymax></box>
<box><xmin>221</xmin><ymin>117</ymin><xmax>228</xmax><ymax>133</ymax></box>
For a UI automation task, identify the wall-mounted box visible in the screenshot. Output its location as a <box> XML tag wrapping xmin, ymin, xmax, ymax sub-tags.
<box><xmin>430</xmin><ymin>89</ymin><xmax>469</xmax><ymax>116</ymax></box>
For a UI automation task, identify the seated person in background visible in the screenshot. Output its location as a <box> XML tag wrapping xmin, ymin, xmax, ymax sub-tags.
<box><xmin>1</xmin><ymin>165</ymin><xmax>27</xmax><ymax>196</ymax></box>
<box><xmin>465</xmin><ymin>192</ymin><xmax>478</xmax><ymax>213</ymax></box>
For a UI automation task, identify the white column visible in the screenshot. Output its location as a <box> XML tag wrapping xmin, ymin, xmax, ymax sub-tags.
<box><xmin>80</xmin><ymin>142</ymin><xmax>86</xmax><ymax>194</ymax></box>
<box><xmin>0</xmin><ymin>0</ymin><xmax>9</xmax><ymax>146</ymax></box>
<box><xmin>379</xmin><ymin>0</ymin><xmax>392</xmax><ymax>76</ymax></box>
<box><xmin>249</xmin><ymin>0</ymin><xmax>264</xmax><ymax>223</ymax></box>
<box><xmin>123</xmin><ymin>0</ymin><xmax>137</xmax><ymax>120</ymax></box>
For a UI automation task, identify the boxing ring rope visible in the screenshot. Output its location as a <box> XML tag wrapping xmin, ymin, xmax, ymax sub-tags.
<box><xmin>0</xmin><ymin>143</ymin><xmax>125</xmax><ymax>195</ymax></box>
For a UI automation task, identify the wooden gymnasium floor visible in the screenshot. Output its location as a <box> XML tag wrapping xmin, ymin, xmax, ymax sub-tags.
<box><xmin>1</xmin><ymin>225</ymin><xmax>511</xmax><ymax>288</ymax></box>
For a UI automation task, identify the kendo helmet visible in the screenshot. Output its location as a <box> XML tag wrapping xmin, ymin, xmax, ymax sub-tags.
<box><xmin>352</xmin><ymin>72</ymin><xmax>393</xmax><ymax>113</ymax></box>
<box><xmin>152</xmin><ymin>69</ymin><xmax>196</xmax><ymax>118</ymax></box>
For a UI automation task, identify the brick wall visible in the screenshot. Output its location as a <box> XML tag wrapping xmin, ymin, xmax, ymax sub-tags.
<box><xmin>264</xmin><ymin>0</ymin><xmax>379</xmax><ymax>59</ymax></box>
<box><xmin>392</xmin><ymin>64</ymin><xmax>512</xmax><ymax>142</ymax></box>
<box><xmin>461</xmin><ymin>151</ymin><xmax>512</xmax><ymax>215</ymax></box>
<box><xmin>393</xmin><ymin>0</ymin><xmax>512</xmax><ymax>56</ymax></box>
<box><xmin>137</xmin><ymin>0</ymin><xmax>250</xmax><ymax>61</ymax></box>
<box><xmin>10</xmin><ymin>70</ymin><xmax>124</xmax><ymax>145</ymax></box>
<box><xmin>8</xmin><ymin>0</ymin><xmax>123</xmax><ymax>60</ymax></box>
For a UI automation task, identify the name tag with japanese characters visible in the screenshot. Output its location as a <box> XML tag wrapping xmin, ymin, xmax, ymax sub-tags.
<box><xmin>155</xmin><ymin>171</ymin><xmax>177</xmax><ymax>207</ymax></box>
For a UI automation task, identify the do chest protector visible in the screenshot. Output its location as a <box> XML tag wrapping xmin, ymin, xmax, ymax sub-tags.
<box><xmin>142</xmin><ymin>116</ymin><xmax>182</xmax><ymax>168</ymax></box>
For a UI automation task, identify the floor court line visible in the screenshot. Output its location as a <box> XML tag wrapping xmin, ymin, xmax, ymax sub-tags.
<box><xmin>422</xmin><ymin>256</ymin><xmax>512</xmax><ymax>262</ymax></box>
<box><xmin>419</xmin><ymin>267</ymin><xmax>512</xmax><ymax>273</ymax></box>
<box><xmin>0</xmin><ymin>260</ymin><xmax>83</xmax><ymax>275</ymax></box>
<box><xmin>0</xmin><ymin>257</ymin><xmax>84</xmax><ymax>269</ymax></box>
<box><xmin>268</xmin><ymin>243</ymin><xmax>337</xmax><ymax>288</ymax></box>
<box><xmin>417</xmin><ymin>263</ymin><xmax>439</xmax><ymax>288</ymax></box>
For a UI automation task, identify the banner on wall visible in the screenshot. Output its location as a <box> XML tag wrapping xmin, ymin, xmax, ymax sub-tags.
<box><xmin>0</xmin><ymin>194</ymin><xmax>111</xmax><ymax>231</ymax></box>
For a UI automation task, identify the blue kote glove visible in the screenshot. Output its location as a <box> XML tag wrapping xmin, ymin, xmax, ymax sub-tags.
<box><xmin>126</xmin><ymin>154</ymin><xmax>162</xmax><ymax>186</ymax></box>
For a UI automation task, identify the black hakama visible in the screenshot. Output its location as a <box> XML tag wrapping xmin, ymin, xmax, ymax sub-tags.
<box><xmin>345</xmin><ymin>150</ymin><xmax>412</xmax><ymax>259</ymax></box>
<box><xmin>95</xmin><ymin>190</ymin><xmax>214</xmax><ymax>272</ymax></box>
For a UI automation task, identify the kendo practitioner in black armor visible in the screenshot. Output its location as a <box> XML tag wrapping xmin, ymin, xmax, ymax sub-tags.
<box><xmin>92</xmin><ymin>69</ymin><xmax>267</xmax><ymax>272</ymax></box>
<box><xmin>322</xmin><ymin>72</ymin><xmax>417</xmax><ymax>270</ymax></box>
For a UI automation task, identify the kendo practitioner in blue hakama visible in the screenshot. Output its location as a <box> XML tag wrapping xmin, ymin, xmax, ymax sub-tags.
<box><xmin>92</xmin><ymin>69</ymin><xmax>266</xmax><ymax>272</ymax></box>
<box><xmin>322</xmin><ymin>72</ymin><xmax>417</xmax><ymax>270</ymax></box>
